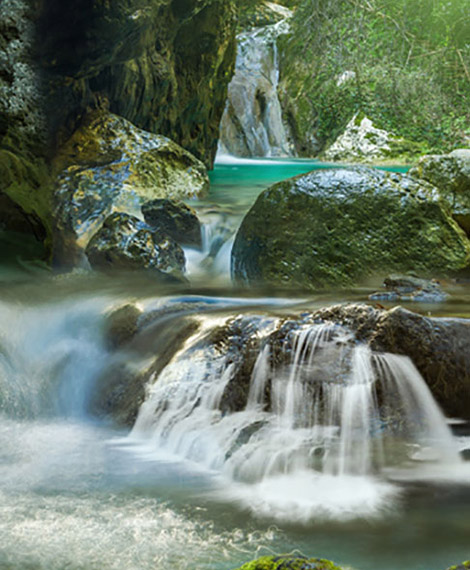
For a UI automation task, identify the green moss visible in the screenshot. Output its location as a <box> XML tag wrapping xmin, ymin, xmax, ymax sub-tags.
<box><xmin>232</xmin><ymin>167</ymin><xmax>470</xmax><ymax>290</ymax></box>
<box><xmin>0</xmin><ymin>149</ymin><xmax>53</xmax><ymax>251</ymax></box>
<box><xmin>233</xmin><ymin>555</ymin><xmax>344</xmax><ymax>570</ymax></box>
<box><xmin>278</xmin><ymin>0</ymin><xmax>470</xmax><ymax>157</ymax></box>
<box><xmin>445</xmin><ymin>562</ymin><xmax>470</xmax><ymax>570</ymax></box>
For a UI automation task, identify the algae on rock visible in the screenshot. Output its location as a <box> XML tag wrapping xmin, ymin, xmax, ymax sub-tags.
<box><xmin>232</xmin><ymin>167</ymin><xmax>470</xmax><ymax>289</ymax></box>
<box><xmin>232</xmin><ymin>554</ymin><xmax>344</xmax><ymax>570</ymax></box>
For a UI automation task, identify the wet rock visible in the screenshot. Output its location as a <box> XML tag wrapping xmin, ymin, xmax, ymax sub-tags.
<box><xmin>105</xmin><ymin>304</ymin><xmax>143</xmax><ymax>349</ymax></box>
<box><xmin>370</xmin><ymin>306</ymin><xmax>470</xmax><ymax>421</ymax></box>
<box><xmin>232</xmin><ymin>554</ymin><xmax>344</xmax><ymax>570</ymax></box>
<box><xmin>142</xmin><ymin>199</ymin><xmax>202</xmax><ymax>249</ymax></box>
<box><xmin>52</xmin><ymin>111</ymin><xmax>208</xmax><ymax>266</ymax></box>
<box><xmin>232</xmin><ymin>167</ymin><xmax>470</xmax><ymax>289</ymax></box>
<box><xmin>89</xmin><ymin>313</ymin><xmax>200</xmax><ymax>427</ymax></box>
<box><xmin>408</xmin><ymin>151</ymin><xmax>470</xmax><ymax>236</ymax></box>
<box><xmin>211</xmin><ymin>315</ymin><xmax>271</xmax><ymax>413</ymax></box>
<box><xmin>302</xmin><ymin>302</ymin><xmax>470</xmax><ymax>420</ymax></box>
<box><xmin>85</xmin><ymin>212</ymin><xmax>186</xmax><ymax>282</ymax></box>
<box><xmin>369</xmin><ymin>274</ymin><xmax>449</xmax><ymax>303</ymax></box>
<box><xmin>219</xmin><ymin>19</ymin><xmax>293</xmax><ymax>158</ymax></box>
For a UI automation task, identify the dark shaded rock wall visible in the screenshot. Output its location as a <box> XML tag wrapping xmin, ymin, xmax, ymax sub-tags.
<box><xmin>0</xmin><ymin>0</ymin><xmax>236</xmax><ymax>256</ymax></box>
<box><xmin>37</xmin><ymin>0</ymin><xmax>237</xmax><ymax>167</ymax></box>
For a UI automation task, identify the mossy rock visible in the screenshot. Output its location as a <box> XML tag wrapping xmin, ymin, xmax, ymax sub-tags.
<box><xmin>409</xmin><ymin>151</ymin><xmax>470</xmax><ymax>236</ymax></box>
<box><xmin>232</xmin><ymin>554</ymin><xmax>344</xmax><ymax>570</ymax></box>
<box><xmin>231</xmin><ymin>167</ymin><xmax>470</xmax><ymax>289</ymax></box>
<box><xmin>237</xmin><ymin>0</ymin><xmax>292</xmax><ymax>30</ymax></box>
<box><xmin>444</xmin><ymin>562</ymin><xmax>470</xmax><ymax>570</ymax></box>
<box><xmin>52</xmin><ymin>111</ymin><xmax>208</xmax><ymax>266</ymax></box>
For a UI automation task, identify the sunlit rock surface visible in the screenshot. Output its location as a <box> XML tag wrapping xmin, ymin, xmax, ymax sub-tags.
<box><xmin>52</xmin><ymin>111</ymin><xmax>208</xmax><ymax>266</ymax></box>
<box><xmin>323</xmin><ymin>113</ymin><xmax>422</xmax><ymax>163</ymax></box>
<box><xmin>232</xmin><ymin>167</ymin><xmax>470</xmax><ymax>288</ymax></box>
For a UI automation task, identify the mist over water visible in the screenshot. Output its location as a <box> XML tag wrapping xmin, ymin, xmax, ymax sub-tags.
<box><xmin>0</xmin><ymin>278</ymin><xmax>469</xmax><ymax>570</ymax></box>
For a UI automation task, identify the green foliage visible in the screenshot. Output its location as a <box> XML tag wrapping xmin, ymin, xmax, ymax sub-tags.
<box><xmin>280</xmin><ymin>0</ymin><xmax>470</xmax><ymax>155</ymax></box>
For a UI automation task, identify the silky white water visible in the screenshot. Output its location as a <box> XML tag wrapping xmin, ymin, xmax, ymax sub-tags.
<box><xmin>1</xmin><ymin>286</ymin><xmax>470</xmax><ymax>570</ymax></box>
<box><xmin>130</xmin><ymin>316</ymin><xmax>463</xmax><ymax>524</ymax></box>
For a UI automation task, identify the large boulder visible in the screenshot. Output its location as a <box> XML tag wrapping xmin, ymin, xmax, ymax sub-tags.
<box><xmin>232</xmin><ymin>555</ymin><xmax>344</xmax><ymax>570</ymax></box>
<box><xmin>85</xmin><ymin>212</ymin><xmax>186</xmax><ymax>282</ymax></box>
<box><xmin>408</xmin><ymin>150</ymin><xmax>470</xmax><ymax>236</ymax></box>
<box><xmin>232</xmin><ymin>167</ymin><xmax>470</xmax><ymax>289</ymax></box>
<box><xmin>52</xmin><ymin>111</ymin><xmax>208</xmax><ymax>266</ymax></box>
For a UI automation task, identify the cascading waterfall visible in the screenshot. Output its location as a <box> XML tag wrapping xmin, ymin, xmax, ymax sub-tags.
<box><xmin>0</xmin><ymin>292</ymin><xmax>466</xmax><ymax>526</ymax></box>
<box><xmin>130</xmin><ymin>316</ymin><xmax>461</xmax><ymax>519</ymax></box>
<box><xmin>218</xmin><ymin>17</ymin><xmax>294</xmax><ymax>158</ymax></box>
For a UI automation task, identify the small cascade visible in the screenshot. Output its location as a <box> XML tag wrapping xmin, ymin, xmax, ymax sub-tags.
<box><xmin>130</xmin><ymin>317</ymin><xmax>461</xmax><ymax>519</ymax></box>
<box><xmin>218</xmin><ymin>18</ymin><xmax>294</xmax><ymax>158</ymax></box>
<box><xmin>0</xmin><ymin>298</ymin><xmax>111</xmax><ymax>419</ymax></box>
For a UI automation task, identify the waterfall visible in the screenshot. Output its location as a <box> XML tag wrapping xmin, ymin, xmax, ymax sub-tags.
<box><xmin>130</xmin><ymin>316</ymin><xmax>461</xmax><ymax>519</ymax></box>
<box><xmin>218</xmin><ymin>18</ymin><xmax>294</xmax><ymax>158</ymax></box>
<box><xmin>0</xmin><ymin>297</ymin><xmax>111</xmax><ymax>419</ymax></box>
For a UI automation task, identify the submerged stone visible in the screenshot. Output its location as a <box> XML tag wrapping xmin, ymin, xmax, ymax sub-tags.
<box><xmin>232</xmin><ymin>554</ymin><xmax>344</xmax><ymax>570</ymax></box>
<box><xmin>52</xmin><ymin>111</ymin><xmax>208</xmax><ymax>266</ymax></box>
<box><xmin>142</xmin><ymin>199</ymin><xmax>202</xmax><ymax>248</ymax></box>
<box><xmin>369</xmin><ymin>274</ymin><xmax>449</xmax><ymax>303</ymax></box>
<box><xmin>85</xmin><ymin>212</ymin><xmax>186</xmax><ymax>282</ymax></box>
<box><xmin>232</xmin><ymin>167</ymin><xmax>470</xmax><ymax>289</ymax></box>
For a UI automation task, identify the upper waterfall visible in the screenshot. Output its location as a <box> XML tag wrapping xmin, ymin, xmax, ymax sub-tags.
<box><xmin>218</xmin><ymin>17</ymin><xmax>295</xmax><ymax>158</ymax></box>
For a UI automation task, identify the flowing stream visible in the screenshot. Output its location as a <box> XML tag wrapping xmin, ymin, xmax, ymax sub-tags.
<box><xmin>1</xmin><ymin>161</ymin><xmax>470</xmax><ymax>570</ymax></box>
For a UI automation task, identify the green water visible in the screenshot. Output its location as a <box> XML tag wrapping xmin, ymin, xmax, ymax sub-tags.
<box><xmin>206</xmin><ymin>157</ymin><xmax>409</xmax><ymax>211</ymax></box>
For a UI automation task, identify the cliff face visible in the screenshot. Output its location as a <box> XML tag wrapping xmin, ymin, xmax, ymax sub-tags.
<box><xmin>0</xmin><ymin>0</ymin><xmax>237</xmax><ymax>256</ymax></box>
<box><xmin>38</xmin><ymin>0</ymin><xmax>237</xmax><ymax>167</ymax></box>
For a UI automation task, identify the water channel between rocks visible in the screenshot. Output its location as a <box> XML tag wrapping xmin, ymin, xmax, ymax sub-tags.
<box><xmin>0</xmin><ymin>159</ymin><xmax>470</xmax><ymax>570</ymax></box>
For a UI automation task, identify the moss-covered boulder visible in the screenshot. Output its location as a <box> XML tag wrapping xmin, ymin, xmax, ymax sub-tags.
<box><xmin>232</xmin><ymin>554</ymin><xmax>344</xmax><ymax>570</ymax></box>
<box><xmin>86</xmin><ymin>212</ymin><xmax>186</xmax><ymax>282</ymax></box>
<box><xmin>142</xmin><ymin>199</ymin><xmax>202</xmax><ymax>249</ymax></box>
<box><xmin>409</xmin><ymin>150</ymin><xmax>470</xmax><ymax>236</ymax></box>
<box><xmin>52</xmin><ymin>111</ymin><xmax>208</xmax><ymax>266</ymax></box>
<box><xmin>231</xmin><ymin>167</ymin><xmax>470</xmax><ymax>289</ymax></box>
